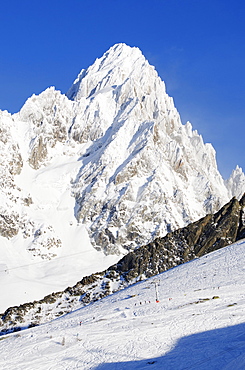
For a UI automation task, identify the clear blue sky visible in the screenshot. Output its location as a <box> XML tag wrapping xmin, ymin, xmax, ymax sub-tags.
<box><xmin>1</xmin><ymin>0</ymin><xmax>244</xmax><ymax>179</ymax></box>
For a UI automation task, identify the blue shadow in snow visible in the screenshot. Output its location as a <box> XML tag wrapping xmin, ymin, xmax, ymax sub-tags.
<box><xmin>95</xmin><ymin>322</ymin><xmax>245</xmax><ymax>370</ymax></box>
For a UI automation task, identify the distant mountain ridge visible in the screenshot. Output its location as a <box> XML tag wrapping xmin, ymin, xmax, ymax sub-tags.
<box><xmin>0</xmin><ymin>43</ymin><xmax>244</xmax><ymax>312</ymax></box>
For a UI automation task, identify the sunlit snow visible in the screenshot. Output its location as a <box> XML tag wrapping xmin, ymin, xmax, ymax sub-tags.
<box><xmin>0</xmin><ymin>240</ymin><xmax>244</xmax><ymax>369</ymax></box>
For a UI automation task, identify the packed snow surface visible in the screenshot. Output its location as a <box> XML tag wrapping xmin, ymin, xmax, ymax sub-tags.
<box><xmin>0</xmin><ymin>240</ymin><xmax>244</xmax><ymax>369</ymax></box>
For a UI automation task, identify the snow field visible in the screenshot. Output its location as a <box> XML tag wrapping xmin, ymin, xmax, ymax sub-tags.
<box><xmin>0</xmin><ymin>240</ymin><xmax>244</xmax><ymax>369</ymax></box>
<box><xmin>0</xmin><ymin>151</ymin><xmax>119</xmax><ymax>312</ymax></box>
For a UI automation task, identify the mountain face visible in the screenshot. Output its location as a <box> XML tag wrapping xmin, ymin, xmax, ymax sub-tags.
<box><xmin>64</xmin><ymin>43</ymin><xmax>236</xmax><ymax>254</ymax></box>
<box><xmin>1</xmin><ymin>194</ymin><xmax>244</xmax><ymax>334</ymax></box>
<box><xmin>0</xmin><ymin>43</ymin><xmax>244</xmax><ymax>310</ymax></box>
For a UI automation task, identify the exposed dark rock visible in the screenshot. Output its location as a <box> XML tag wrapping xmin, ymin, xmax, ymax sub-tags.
<box><xmin>0</xmin><ymin>194</ymin><xmax>244</xmax><ymax>335</ymax></box>
<box><xmin>113</xmin><ymin>195</ymin><xmax>244</xmax><ymax>281</ymax></box>
<box><xmin>9</xmin><ymin>148</ymin><xmax>23</xmax><ymax>175</ymax></box>
<box><xmin>237</xmin><ymin>193</ymin><xmax>245</xmax><ymax>240</ymax></box>
<box><xmin>0</xmin><ymin>214</ymin><xmax>19</xmax><ymax>238</ymax></box>
<box><xmin>23</xmin><ymin>196</ymin><xmax>33</xmax><ymax>206</ymax></box>
<box><xmin>29</xmin><ymin>135</ymin><xmax>48</xmax><ymax>169</ymax></box>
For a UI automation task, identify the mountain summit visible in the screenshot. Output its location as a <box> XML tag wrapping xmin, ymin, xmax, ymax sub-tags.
<box><xmin>64</xmin><ymin>42</ymin><xmax>242</xmax><ymax>253</ymax></box>
<box><xmin>67</xmin><ymin>43</ymin><xmax>146</xmax><ymax>101</ymax></box>
<box><xmin>0</xmin><ymin>43</ymin><xmax>244</xmax><ymax>310</ymax></box>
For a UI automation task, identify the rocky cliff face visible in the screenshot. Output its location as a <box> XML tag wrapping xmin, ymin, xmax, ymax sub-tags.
<box><xmin>116</xmin><ymin>194</ymin><xmax>245</xmax><ymax>281</ymax></box>
<box><xmin>1</xmin><ymin>194</ymin><xmax>244</xmax><ymax>335</ymax></box>
<box><xmin>0</xmin><ymin>111</ymin><xmax>23</xmax><ymax>239</ymax></box>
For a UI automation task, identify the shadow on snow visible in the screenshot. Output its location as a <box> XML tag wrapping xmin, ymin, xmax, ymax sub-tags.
<box><xmin>95</xmin><ymin>322</ymin><xmax>245</xmax><ymax>370</ymax></box>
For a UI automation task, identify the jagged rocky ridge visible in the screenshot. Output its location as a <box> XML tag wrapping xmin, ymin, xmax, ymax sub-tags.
<box><xmin>1</xmin><ymin>194</ymin><xmax>244</xmax><ymax>335</ymax></box>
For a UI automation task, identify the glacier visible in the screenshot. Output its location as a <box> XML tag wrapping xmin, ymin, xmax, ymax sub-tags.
<box><xmin>0</xmin><ymin>43</ymin><xmax>244</xmax><ymax>311</ymax></box>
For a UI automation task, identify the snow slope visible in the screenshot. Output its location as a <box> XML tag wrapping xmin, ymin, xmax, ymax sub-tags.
<box><xmin>0</xmin><ymin>239</ymin><xmax>244</xmax><ymax>370</ymax></box>
<box><xmin>0</xmin><ymin>43</ymin><xmax>244</xmax><ymax>312</ymax></box>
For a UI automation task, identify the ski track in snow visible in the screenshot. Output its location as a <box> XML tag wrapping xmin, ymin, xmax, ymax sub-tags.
<box><xmin>0</xmin><ymin>240</ymin><xmax>244</xmax><ymax>369</ymax></box>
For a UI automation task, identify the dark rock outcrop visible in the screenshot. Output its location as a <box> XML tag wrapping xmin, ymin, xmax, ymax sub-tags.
<box><xmin>1</xmin><ymin>194</ymin><xmax>244</xmax><ymax>334</ymax></box>
<box><xmin>114</xmin><ymin>195</ymin><xmax>244</xmax><ymax>281</ymax></box>
<box><xmin>237</xmin><ymin>194</ymin><xmax>245</xmax><ymax>240</ymax></box>
<box><xmin>0</xmin><ymin>213</ymin><xmax>19</xmax><ymax>239</ymax></box>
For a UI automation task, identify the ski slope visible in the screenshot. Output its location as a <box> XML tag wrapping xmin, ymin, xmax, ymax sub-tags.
<box><xmin>0</xmin><ymin>240</ymin><xmax>244</xmax><ymax>369</ymax></box>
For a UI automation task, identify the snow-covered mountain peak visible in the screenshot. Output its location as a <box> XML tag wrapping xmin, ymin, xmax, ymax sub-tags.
<box><xmin>66</xmin><ymin>42</ymin><xmax>161</xmax><ymax>102</ymax></box>
<box><xmin>62</xmin><ymin>45</ymin><xmax>234</xmax><ymax>254</ymax></box>
<box><xmin>226</xmin><ymin>165</ymin><xmax>245</xmax><ymax>200</ymax></box>
<box><xmin>91</xmin><ymin>42</ymin><xmax>145</xmax><ymax>73</ymax></box>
